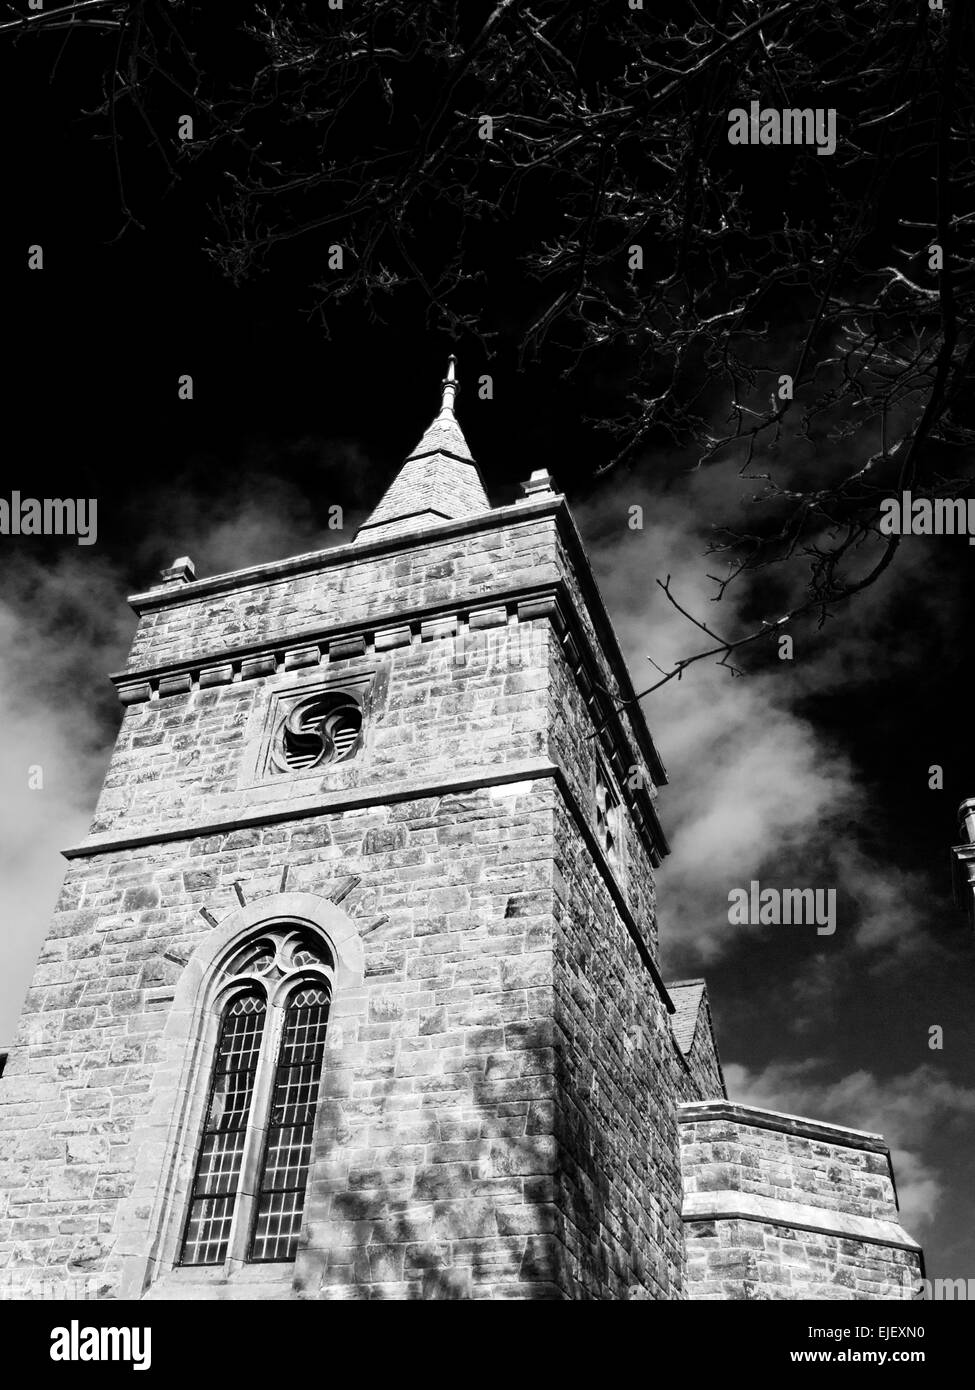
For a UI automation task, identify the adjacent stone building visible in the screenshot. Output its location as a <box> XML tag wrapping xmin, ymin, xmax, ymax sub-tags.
<box><xmin>0</xmin><ymin>362</ymin><xmax>922</xmax><ymax>1299</ymax></box>
<box><xmin>951</xmin><ymin>798</ymin><xmax>975</xmax><ymax>930</ymax></box>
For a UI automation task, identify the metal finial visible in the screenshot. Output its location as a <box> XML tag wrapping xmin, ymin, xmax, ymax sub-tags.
<box><xmin>439</xmin><ymin>354</ymin><xmax>458</xmax><ymax>416</ymax></box>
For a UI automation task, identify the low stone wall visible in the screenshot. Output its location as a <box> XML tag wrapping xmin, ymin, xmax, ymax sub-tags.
<box><xmin>679</xmin><ymin>1101</ymin><xmax>923</xmax><ymax>1300</ymax></box>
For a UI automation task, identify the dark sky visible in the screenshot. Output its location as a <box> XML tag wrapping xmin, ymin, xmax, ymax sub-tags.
<box><xmin>4</xmin><ymin>15</ymin><xmax>974</xmax><ymax>1284</ymax></box>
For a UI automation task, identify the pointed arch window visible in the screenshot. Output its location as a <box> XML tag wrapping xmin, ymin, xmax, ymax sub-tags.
<box><xmin>181</xmin><ymin>990</ymin><xmax>266</xmax><ymax>1266</ymax></box>
<box><xmin>178</xmin><ymin>927</ymin><xmax>333</xmax><ymax>1268</ymax></box>
<box><xmin>250</xmin><ymin>985</ymin><xmax>331</xmax><ymax>1262</ymax></box>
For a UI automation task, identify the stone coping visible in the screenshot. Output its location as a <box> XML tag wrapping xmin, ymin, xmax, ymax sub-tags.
<box><xmin>63</xmin><ymin>760</ymin><xmax>554</xmax><ymax>857</ymax></box>
<box><xmin>682</xmin><ymin>1190</ymin><xmax>922</xmax><ymax>1253</ymax></box>
<box><xmin>678</xmin><ymin>1100</ymin><xmax>888</xmax><ymax>1150</ymax></box>
<box><xmin>128</xmin><ymin>496</ymin><xmax>564</xmax><ymax>610</ymax></box>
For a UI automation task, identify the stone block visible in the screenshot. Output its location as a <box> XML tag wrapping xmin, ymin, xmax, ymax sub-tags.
<box><xmin>198</xmin><ymin>664</ymin><xmax>234</xmax><ymax>688</ymax></box>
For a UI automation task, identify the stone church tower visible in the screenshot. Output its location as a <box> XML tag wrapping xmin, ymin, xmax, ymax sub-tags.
<box><xmin>0</xmin><ymin>363</ymin><xmax>922</xmax><ymax>1299</ymax></box>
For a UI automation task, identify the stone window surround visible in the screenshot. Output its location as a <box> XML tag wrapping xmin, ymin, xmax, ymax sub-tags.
<box><xmin>243</xmin><ymin>668</ymin><xmax>385</xmax><ymax>788</ymax></box>
<box><xmin>273</xmin><ymin>694</ymin><xmax>362</xmax><ymax>774</ymax></box>
<box><xmin>123</xmin><ymin>893</ymin><xmax>366</xmax><ymax>1301</ymax></box>
<box><xmin>178</xmin><ymin>926</ymin><xmax>334</xmax><ymax>1270</ymax></box>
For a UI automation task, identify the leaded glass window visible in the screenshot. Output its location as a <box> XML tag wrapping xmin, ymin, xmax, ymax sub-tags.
<box><xmin>177</xmin><ymin>925</ymin><xmax>333</xmax><ymax>1268</ymax></box>
<box><xmin>180</xmin><ymin>990</ymin><xmax>266</xmax><ymax>1266</ymax></box>
<box><xmin>250</xmin><ymin>986</ymin><xmax>331</xmax><ymax>1262</ymax></box>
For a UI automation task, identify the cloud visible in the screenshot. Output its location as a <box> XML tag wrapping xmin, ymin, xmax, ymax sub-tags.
<box><xmin>830</xmin><ymin>842</ymin><xmax>938</xmax><ymax>958</ymax></box>
<box><xmin>0</xmin><ymin>552</ymin><xmax>133</xmax><ymax>1040</ymax></box>
<box><xmin>126</xmin><ymin>443</ymin><xmax>364</xmax><ymax>580</ymax></box>
<box><xmin>723</xmin><ymin>1059</ymin><xmax>975</xmax><ymax>1231</ymax></box>
<box><xmin>0</xmin><ymin>449</ymin><xmax>363</xmax><ymax>1042</ymax></box>
<box><xmin>576</xmin><ymin>469</ymin><xmax>949</xmax><ymax>969</ymax></box>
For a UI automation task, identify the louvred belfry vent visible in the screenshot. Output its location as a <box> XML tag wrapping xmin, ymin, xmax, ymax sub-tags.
<box><xmin>272</xmin><ymin>694</ymin><xmax>362</xmax><ymax>774</ymax></box>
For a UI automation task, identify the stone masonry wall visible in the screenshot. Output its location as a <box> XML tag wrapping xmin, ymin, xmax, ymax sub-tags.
<box><xmin>124</xmin><ymin>514</ymin><xmax>559</xmax><ymax>675</ymax></box>
<box><xmin>680</xmin><ymin>1105</ymin><xmax>923</xmax><ymax>1300</ymax></box>
<box><xmin>672</xmin><ymin>1009</ymin><xmax>726</xmax><ymax>1106</ymax></box>
<box><xmin>551</xmin><ymin>795</ymin><xmax>683</xmax><ymax>1299</ymax></box>
<box><xmin>547</xmin><ymin>616</ymin><xmax>658</xmax><ymax>955</ymax></box>
<box><xmin>541</xmin><ymin>569</ymin><xmax>682</xmax><ymax>1297</ymax></box>
<box><xmin>554</xmin><ymin>529</ymin><xmax>663</xmax><ymax>787</ymax></box>
<box><xmin>1</xmin><ymin>504</ymin><xmax>679</xmax><ymax>1300</ymax></box>
<box><xmin>1</xmin><ymin>783</ymin><xmax>561</xmax><ymax>1299</ymax></box>
<box><xmin>92</xmin><ymin>618</ymin><xmax>549</xmax><ymax>841</ymax></box>
<box><xmin>684</xmin><ymin>1218</ymin><xmax>921</xmax><ymax>1300</ymax></box>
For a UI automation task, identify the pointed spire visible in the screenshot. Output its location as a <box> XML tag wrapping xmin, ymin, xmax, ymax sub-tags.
<box><xmin>354</xmin><ymin>355</ymin><xmax>491</xmax><ymax>543</ymax></box>
<box><xmin>401</xmin><ymin>353</ymin><xmax>474</xmax><ymax>465</ymax></box>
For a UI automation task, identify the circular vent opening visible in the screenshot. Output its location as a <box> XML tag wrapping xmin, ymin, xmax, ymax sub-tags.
<box><xmin>279</xmin><ymin>696</ymin><xmax>362</xmax><ymax>772</ymax></box>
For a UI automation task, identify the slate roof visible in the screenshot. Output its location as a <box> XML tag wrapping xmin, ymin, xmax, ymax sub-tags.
<box><xmin>667</xmin><ymin>978</ymin><xmax>708</xmax><ymax>1056</ymax></box>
